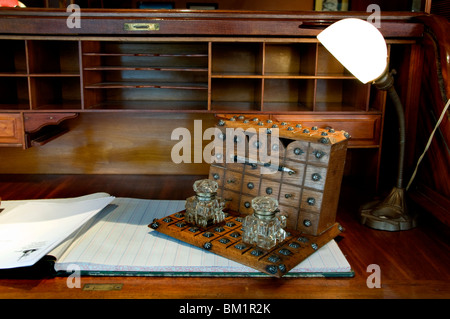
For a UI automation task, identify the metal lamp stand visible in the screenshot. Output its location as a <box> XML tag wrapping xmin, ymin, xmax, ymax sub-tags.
<box><xmin>359</xmin><ymin>70</ymin><xmax>418</xmax><ymax>231</ymax></box>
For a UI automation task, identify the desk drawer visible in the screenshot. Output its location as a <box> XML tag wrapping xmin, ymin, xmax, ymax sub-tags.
<box><xmin>0</xmin><ymin>113</ymin><xmax>25</xmax><ymax>147</ymax></box>
<box><xmin>273</xmin><ymin>114</ymin><xmax>382</xmax><ymax>148</ymax></box>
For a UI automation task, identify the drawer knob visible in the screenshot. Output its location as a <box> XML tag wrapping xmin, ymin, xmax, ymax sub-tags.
<box><xmin>303</xmin><ymin>219</ymin><xmax>312</xmax><ymax>227</ymax></box>
<box><xmin>293</xmin><ymin>147</ymin><xmax>304</xmax><ymax>155</ymax></box>
<box><xmin>244</xmin><ymin>201</ymin><xmax>251</xmax><ymax>208</ymax></box>
<box><xmin>313</xmin><ymin>150</ymin><xmax>326</xmax><ymax>159</ymax></box>
<box><xmin>265</xmin><ymin>187</ymin><xmax>273</xmax><ymax>195</ymax></box>
<box><xmin>311</xmin><ymin>173</ymin><xmax>322</xmax><ymax>181</ymax></box>
<box><xmin>212</xmin><ymin>173</ymin><xmax>220</xmax><ymax>180</ymax></box>
<box><xmin>307</xmin><ymin>197</ymin><xmax>316</xmax><ymax>206</ymax></box>
<box><xmin>247</xmin><ymin>182</ymin><xmax>254</xmax><ymax>189</ymax></box>
<box><xmin>284</xmin><ymin>193</ymin><xmax>293</xmax><ymax>199</ymax></box>
<box><xmin>227</xmin><ymin>178</ymin><xmax>237</xmax><ymax>184</ymax></box>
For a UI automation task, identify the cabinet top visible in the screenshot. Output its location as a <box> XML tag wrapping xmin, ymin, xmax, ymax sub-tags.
<box><xmin>0</xmin><ymin>8</ymin><xmax>425</xmax><ymax>38</ymax></box>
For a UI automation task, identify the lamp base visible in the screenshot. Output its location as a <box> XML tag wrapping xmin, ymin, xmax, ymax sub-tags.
<box><xmin>359</xmin><ymin>187</ymin><xmax>417</xmax><ymax>231</ymax></box>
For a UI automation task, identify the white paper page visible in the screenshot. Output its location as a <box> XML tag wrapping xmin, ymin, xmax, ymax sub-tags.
<box><xmin>0</xmin><ymin>195</ymin><xmax>115</xmax><ymax>269</ymax></box>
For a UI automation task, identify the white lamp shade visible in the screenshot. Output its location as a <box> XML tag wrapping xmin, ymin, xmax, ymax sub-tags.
<box><xmin>317</xmin><ymin>18</ymin><xmax>388</xmax><ymax>84</ymax></box>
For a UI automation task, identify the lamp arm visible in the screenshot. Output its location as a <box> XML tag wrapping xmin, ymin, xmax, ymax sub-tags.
<box><xmin>374</xmin><ymin>70</ymin><xmax>406</xmax><ymax>189</ymax></box>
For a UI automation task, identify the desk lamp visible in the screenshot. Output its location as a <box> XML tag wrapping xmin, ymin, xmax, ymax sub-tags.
<box><xmin>317</xmin><ymin>18</ymin><xmax>417</xmax><ymax>231</ymax></box>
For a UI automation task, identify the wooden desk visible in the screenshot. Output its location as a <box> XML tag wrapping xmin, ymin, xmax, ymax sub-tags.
<box><xmin>0</xmin><ymin>174</ymin><xmax>449</xmax><ymax>299</ymax></box>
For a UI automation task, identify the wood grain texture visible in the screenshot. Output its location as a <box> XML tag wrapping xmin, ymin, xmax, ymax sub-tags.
<box><xmin>0</xmin><ymin>174</ymin><xmax>448</xmax><ymax>299</ymax></box>
<box><xmin>0</xmin><ymin>113</ymin><xmax>216</xmax><ymax>175</ymax></box>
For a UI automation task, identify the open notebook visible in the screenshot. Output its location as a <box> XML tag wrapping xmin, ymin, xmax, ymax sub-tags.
<box><xmin>1</xmin><ymin>196</ymin><xmax>353</xmax><ymax>277</ymax></box>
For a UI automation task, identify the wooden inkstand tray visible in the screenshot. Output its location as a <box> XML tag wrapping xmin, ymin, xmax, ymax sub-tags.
<box><xmin>149</xmin><ymin>209</ymin><xmax>344</xmax><ymax>278</ymax></box>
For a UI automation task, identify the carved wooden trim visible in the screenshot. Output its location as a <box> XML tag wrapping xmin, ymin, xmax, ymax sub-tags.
<box><xmin>23</xmin><ymin>113</ymin><xmax>78</xmax><ymax>133</ymax></box>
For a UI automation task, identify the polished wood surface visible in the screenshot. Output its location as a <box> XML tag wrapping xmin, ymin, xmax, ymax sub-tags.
<box><xmin>0</xmin><ymin>174</ymin><xmax>448</xmax><ymax>299</ymax></box>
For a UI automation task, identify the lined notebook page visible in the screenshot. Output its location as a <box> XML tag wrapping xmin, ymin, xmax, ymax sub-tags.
<box><xmin>54</xmin><ymin>198</ymin><xmax>352</xmax><ymax>276</ymax></box>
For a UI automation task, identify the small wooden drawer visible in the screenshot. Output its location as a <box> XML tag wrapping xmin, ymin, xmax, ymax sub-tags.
<box><xmin>259</xmin><ymin>179</ymin><xmax>280</xmax><ymax>198</ymax></box>
<box><xmin>296</xmin><ymin>211</ymin><xmax>320</xmax><ymax>235</ymax></box>
<box><xmin>209</xmin><ymin>165</ymin><xmax>225</xmax><ymax>187</ymax></box>
<box><xmin>285</xmin><ymin>140</ymin><xmax>309</xmax><ymax>162</ymax></box>
<box><xmin>267</xmin><ymin>135</ymin><xmax>286</xmax><ymax>159</ymax></box>
<box><xmin>211</xmin><ymin>151</ymin><xmax>225</xmax><ymax>166</ymax></box>
<box><xmin>222</xmin><ymin>189</ymin><xmax>240</xmax><ymax>211</ymax></box>
<box><xmin>279</xmin><ymin>183</ymin><xmax>301</xmax><ymax>207</ymax></box>
<box><xmin>304</xmin><ymin>165</ymin><xmax>328</xmax><ymax>191</ymax></box>
<box><xmin>239</xmin><ymin>194</ymin><xmax>254</xmax><ymax>215</ymax></box>
<box><xmin>244</xmin><ymin>161</ymin><xmax>261</xmax><ymax>176</ymax></box>
<box><xmin>278</xmin><ymin>205</ymin><xmax>300</xmax><ymax>230</ymax></box>
<box><xmin>242</xmin><ymin>174</ymin><xmax>260</xmax><ymax>197</ymax></box>
<box><xmin>259</xmin><ymin>164</ymin><xmax>283</xmax><ymax>181</ymax></box>
<box><xmin>224</xmin><ymin>170</ymin><xmax>242</xmax><ymax>192</ymax></box>
<box><xmin>300</xmin><ymin>189</ymin><xmax>323</xmax><ymax>214</ymax></box>
<box><xmin>0</xmin><ymin>113</ymin><xmax>24</xmax><ymax>147</ymax></box>
<box><xmin>308</xmin><ymin>143</ymin><xmax>331</xmax><ymax>166</ymax></box>
<box><xmin>281</xmin><ymin>160</ymin><xmax>305</xmax><ymax>186</ymax></box>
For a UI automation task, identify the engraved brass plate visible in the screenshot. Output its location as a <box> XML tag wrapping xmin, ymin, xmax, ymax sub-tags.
<box><xmin>124</xmin><ymin>23</ymin><xmax>160</xmax><ymax>31</ymax></box>
<box><xmin>82</xmin><ymin>283</ymin><xmax>123</xmax><ymax>291</ymax></box>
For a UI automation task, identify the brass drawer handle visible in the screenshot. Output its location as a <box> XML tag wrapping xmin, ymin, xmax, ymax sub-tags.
<box><xmin>124</xmin><ymin>23</ymin><xmax>160</xmax><ymax>31</ymax></box>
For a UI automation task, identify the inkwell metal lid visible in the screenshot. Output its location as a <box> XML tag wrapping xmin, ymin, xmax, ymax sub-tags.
<box><xmin>193</xmin><ymin>179</ymin><xmax>218</xmax><ymax>201</ymax></box>
<box><xmin>252</xmin><ymin>196</ymin><xmax>278</xmax><ymax>221</ymax></box>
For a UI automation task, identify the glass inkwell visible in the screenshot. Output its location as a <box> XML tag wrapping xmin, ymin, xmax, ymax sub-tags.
<box><xmin>185</xmin><ymin>179</ymin><xmax>225</xmax><ymax>228</ymax></box>
<box><xmin>242</xmin><ymin>196</ymin><xmax>287</xmax><ymax>250</ymax></box>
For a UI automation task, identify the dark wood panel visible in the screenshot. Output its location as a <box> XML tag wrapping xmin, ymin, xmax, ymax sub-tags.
<box><xmin>407</xmin><ymin>15</ymin><xmax>450</xmax><ymax>226</ymax></box>
<box><xmin>0</xmin><ymin>9</ymin><xmax>424</xmax><ymax>37</ymax></box>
